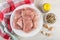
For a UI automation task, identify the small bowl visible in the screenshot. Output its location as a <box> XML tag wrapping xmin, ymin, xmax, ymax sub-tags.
<box><xmin>45</xmin><ymin>13</ymin><xmax>56</xmax><ymax>24</ymax></box>
<box><xmin>10</xmin><ymin>4</ymin><xmax>43</xmax><ymax>37</ymax></box>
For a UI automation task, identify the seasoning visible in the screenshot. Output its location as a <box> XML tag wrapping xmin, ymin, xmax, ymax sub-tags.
<box><xmin>45</xmin><ymin>33</ymin><xmax>51</xmax><ymax>36</ymax></box>
<box><xmin>41</xmin><ymin>30</ymin><xmax>52</xmax><ymax>37</ymax></box>
<box><xmin>48</xmin><ymin>27</ymin><xmax>53</xmax><ymax>31</ymax></box>
<box><xmin>43</xmin><ymin>24</ymin><xmax>54</xmax><ymax>31</ymax></box>
<box><xmin>41</xmin><ymin>31</ymin><xmax>45</xmax><ymax>34</ymax></box>
<box><xmin>43</xmin><ymin>24</ymin><xmax>48</xmax><ymax>29</ymax></box>
<box><xmin>46</xmin><ymin>13</ymin><xmax>56</xmax><ymax>24</ymax></box>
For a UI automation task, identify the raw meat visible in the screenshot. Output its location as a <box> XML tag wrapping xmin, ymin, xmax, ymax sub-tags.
<box><xmin>13</xmin><ymin>7</ymin><xmax>39</xmax><ymax>33</ymax></box>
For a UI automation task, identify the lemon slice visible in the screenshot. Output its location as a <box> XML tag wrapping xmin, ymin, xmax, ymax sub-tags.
<box><xmin>43</xmin><ymin>3</ymin><xmax>51</xmax><ymax>12</ymax></box>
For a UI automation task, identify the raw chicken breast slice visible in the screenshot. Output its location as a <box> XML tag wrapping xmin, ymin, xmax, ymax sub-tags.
<box><xmin>33</xmin><ymin>14</ymin><xmax>39</xmax><ymax>29</ymax></box>
<box><xmin>14</xmin><ymin>9</ymin><xmax>22</xmax><ymax>19</ymax></box>
<box><xmin>13</xmin><ymin>20</ymin><xmax>21</xmax><ymax>30</ymax></box>
<box><xmin>13</xmin><ymin>15</ymin><xmax>22</xmax><ymax>30</ymax></box>
<box><xmin>17</xmin><ymin>17</ymin><xmax>22</xmax><ymax>28</ymax></box>
<box><xmin>21</xmin><ymin>9</ymin><xmax>35</xmax><ymax>19</ymax></box>
<box><xmin>23</xmin><ymin>18</ymin><xmax>33</xmax><ymax>32</ymax></box>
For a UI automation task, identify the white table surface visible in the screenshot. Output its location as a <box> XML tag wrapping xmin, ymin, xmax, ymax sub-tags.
<box><xmin>0</xmin><ymin>0</ymin><xmax>60</xmax><ymax>40</ymax></box>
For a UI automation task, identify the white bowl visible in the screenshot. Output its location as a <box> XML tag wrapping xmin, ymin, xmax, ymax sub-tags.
<box><xmin>10</xmin><ymin>4</ymin><xmax>43</xmax><ymax>37</ymax></box>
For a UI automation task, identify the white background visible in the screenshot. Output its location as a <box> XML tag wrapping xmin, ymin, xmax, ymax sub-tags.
<box><xmin>0</xmin><ymin>0</ymin><xmax>60</xmax><ymax>40</ymax></box>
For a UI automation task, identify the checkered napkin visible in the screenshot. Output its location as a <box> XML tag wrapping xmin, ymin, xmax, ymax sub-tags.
<box><xmin>0</xmin><ymin>0</ymin><xmax>34</xmax><ymax>40</ymax></box>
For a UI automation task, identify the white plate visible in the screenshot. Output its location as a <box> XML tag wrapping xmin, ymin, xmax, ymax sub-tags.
<box><xmin>10</xmin><ymin>4</ymin><xmax>43</xmax><ymax>37</ymax></box>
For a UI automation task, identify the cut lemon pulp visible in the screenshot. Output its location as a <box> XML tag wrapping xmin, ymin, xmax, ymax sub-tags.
<box><xmin>43</xmin><ymin>3</ymin><xmax>51</xmax><ymax>11</ymax></box>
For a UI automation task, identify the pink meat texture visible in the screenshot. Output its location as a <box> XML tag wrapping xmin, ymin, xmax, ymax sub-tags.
<box><xmin>13</xmin><ymin>7</ymin><xmax>39</xmax><ymax>33</ymax></box>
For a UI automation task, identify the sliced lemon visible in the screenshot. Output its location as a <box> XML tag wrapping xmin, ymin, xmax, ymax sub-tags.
<box><xmin>43</xmin><ymin>3</ymin><xmax>51</xmax><ymax>11</ymax></box>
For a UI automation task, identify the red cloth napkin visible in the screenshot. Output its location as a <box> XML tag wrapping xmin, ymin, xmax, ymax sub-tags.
<box><xmin>0</xmin><ymin>0</ymin><xmax>34</xmax><ymax>40</ymax></box>
<box><xmin>0</xmin><ymin>30</ymin><xmax>10</xmax><ymax>40</ymax></box>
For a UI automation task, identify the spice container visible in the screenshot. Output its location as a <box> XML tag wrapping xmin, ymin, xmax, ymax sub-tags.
<box><xmin>45</xmin><ymin>13</ymin><xmax>56</xmax><ymax>24</ymax></box>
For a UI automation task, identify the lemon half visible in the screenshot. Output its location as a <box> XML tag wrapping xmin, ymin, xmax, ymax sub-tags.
<box><xmin>43</xmin><ymin>3</ymin><xmax>51</xmax><ymax>11</ymax></box>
